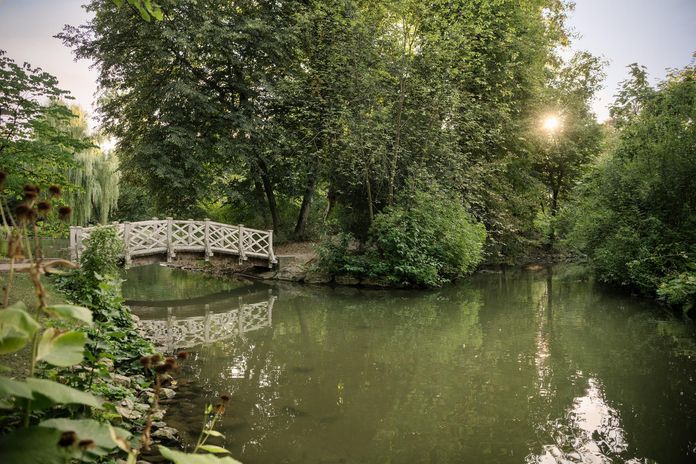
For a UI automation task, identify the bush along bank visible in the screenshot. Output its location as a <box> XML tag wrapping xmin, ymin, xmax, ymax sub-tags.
<box><xmin>0</xmin><ymin>181</ymin><xmax>239</xmax><ymax>464</ymax></box>
<box><xmin>315</xmin><ymin>189</ymin><xmax>487</xmax><ymax>288</ymax></box>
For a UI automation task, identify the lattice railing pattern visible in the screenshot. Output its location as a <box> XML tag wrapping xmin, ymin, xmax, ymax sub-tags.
<box><xmin>137</xmin><ymin>297</ymin><xmax>275</xmax><ymax>352</ymax></box>
<box><xmin>70</xmin><ymin>218</ymin><xmax>276</xmax><ymax>267</ymax></box>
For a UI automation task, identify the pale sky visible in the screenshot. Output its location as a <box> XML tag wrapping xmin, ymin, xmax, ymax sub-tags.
<box><xmin>1</xmin><ymin>0</ymin><xmax>695</xmax><ymax>127</ymax></box>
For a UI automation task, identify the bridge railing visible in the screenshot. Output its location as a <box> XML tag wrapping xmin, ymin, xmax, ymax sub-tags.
<box><xmin>70</xmin><ymin>218</ymin><xmax>276</xmax><ymax>267</ymax></box>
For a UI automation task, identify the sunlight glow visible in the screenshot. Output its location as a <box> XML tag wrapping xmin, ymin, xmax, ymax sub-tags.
<box><xmin>99</xmin><ymin>137</ymin><xmax>117</xmax><ymax>153</ymax></box>
<box><xmin>542</xmin><ymin>115</ymin><xmax>562</xmax><ymax>133</ymax></box>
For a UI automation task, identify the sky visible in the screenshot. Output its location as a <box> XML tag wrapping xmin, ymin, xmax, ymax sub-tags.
<box><xmin>0</xmin><ymin>0</ymin><xmax>695</xmax><ymax>128</ymax></box>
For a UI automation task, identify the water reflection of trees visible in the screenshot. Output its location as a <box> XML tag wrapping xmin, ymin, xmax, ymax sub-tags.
<box><xmin>122</xmin><ymin>264</ymin><xmax>249</xmax><ymax>301</ymax></box>
<box><xmin>164</xmin><ymin>269</ymin><xmax>696</xmax><ymax>463</ymax></box>
<box><xmin>523</xmin><ymin>267</ymin><xmax>696</xmax><ymax>463</ymax></box>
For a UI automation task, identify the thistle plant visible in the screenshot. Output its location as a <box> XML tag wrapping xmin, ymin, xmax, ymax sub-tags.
<box><xmin>0</xmin><ymin>173</ymin><xmax>125</xmax><ymax>462</ymax></box>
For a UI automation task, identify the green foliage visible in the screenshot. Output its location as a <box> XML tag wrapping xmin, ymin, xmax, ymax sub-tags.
<box><xmin>52</xmin><ymin>105</ymin><xmax>121</xmax><ymax>226</ymax></box>
<box><xmin>54</xmin><ymin>226</ymin><xmax>153</xmax><ymax>368</ymax></box>
<box><xmin>113</xmin><ymin>0</ymin><xmax>164</xmax><ymax>22</ymax></box>
<box><xmin>0</xmin><ymin>51</ymin><xmax>90</xmax><ymax>195</ymax></box>
<box><xmin>159</xmin><ymin>446</ymin><xmax>242</xmax><ymax>464</ymax></box>
<box><xmin>319</xmin><ymin>190</ymin><xmax>486</xmax><ymax>287</ymax></box>
<box><xmin>368</xmin><ymin>190</ymin><xmax>486</xmax><ymax>286</ymax></box>
<box><xmin>0</xmin><ymin>302</ymin><xmax>40</xmax><ymax>354</ymax></box>
<box><xmin>0</xmin><ymin>177</ymin><xmax>154</xmax><ymax>464</ymax></box>
<box><xmin>566</xmin><ymin>61</ymin><xmax>696</xmax><ymax>311</ymax></box>
<box><xmin>61</xmin><ymin>0</ymin><xmax>576</xmax><ymax>257</ymax></box>
<box><xmin>657</xmin><ymin>270</ymin><xmax>696</xmax><ymax>314</ymax></box>
<box><xmin>79</xmin><ymin>226</ymin><xmax>125</xmax><ymax>284</ymax></box>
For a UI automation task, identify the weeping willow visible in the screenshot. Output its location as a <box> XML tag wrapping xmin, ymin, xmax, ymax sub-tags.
<box><xmin>65</xmin><ymin>148</ymin><xmax>120</xmax><ymax>226</ymax></box>
<box><xmin>36</xmin><ymin>102</ymin><xmax>120</xmax><ymax>225</ymax></box>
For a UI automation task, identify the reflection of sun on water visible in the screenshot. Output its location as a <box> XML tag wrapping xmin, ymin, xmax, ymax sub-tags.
<box><xmin>528</xmin><ymin>377</ymin><xmax>638</xmax><ymax>464</ymax></box>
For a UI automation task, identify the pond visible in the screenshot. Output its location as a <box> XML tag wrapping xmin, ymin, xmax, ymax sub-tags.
<box><xmin>122</xmin><ymin>264</ymin><xmax>696</xmax><ymax>464</ymax></box>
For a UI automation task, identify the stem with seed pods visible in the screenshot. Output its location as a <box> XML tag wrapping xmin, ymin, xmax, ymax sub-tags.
<box><xmin>193</xmin><ymin>397</ymin><xmax>228</xmax><ymax>453</ymax></box>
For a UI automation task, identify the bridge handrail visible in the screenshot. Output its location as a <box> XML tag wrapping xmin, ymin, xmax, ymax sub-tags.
<box><xmin>70</xmin><ymin>218</ymin><xmax>276</xmax><ymax>267</ymax></box>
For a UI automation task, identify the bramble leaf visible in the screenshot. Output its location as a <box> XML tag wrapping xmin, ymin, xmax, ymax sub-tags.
<box><xmin>159</xmin><ymin>446</ymin><xmax>242</xmax><ymax>464</ymax></box>
<box><xmin>0</xmin><ymin>302</ymin><xmax>40</xmax><ymax>354</ymax></box>
<box><xmin>36</xmin><ymin>328</ymin><xmax>87</xmax><ymax>367</ymax></box>
<box><xmin>44</xmin><ymin>304</ymin><xmax>93</xmax><ymax>325</ymax></box>
<box><xmin>25</xmin><ymin>378</ymin><xmax>102</xmax><ymax>409</ymax></box>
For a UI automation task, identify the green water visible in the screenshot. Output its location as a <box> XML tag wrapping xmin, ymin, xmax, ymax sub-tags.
<box><xmin>123</xmin><ymin>265</ymin><xmax>696</xmax><ymax>463</ymax></box>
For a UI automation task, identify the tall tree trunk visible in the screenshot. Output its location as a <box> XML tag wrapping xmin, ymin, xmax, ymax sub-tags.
<box><xmin>366</xmin><ymin>174</ymin><xmax>374</xmax><ymax>224</ymax></box>
<box><xmin>388</xmin><ymin>18</ymin><xmax>411</xmax><ymax>205</ymax></box>
<box><xmin>254</xmin><ymin>180</ymin><xmax>270</xmax><ymax>226</ymax></box>
<box><xmin>548</xmin><ymin>185</ymin><xmax>560</xmax><ymax>247</ymax></box>
<box><xmin>294</xmin><ymin>169</ymin><xmax>318</xmax><ymax>239</ymax></box>
<box><xmin>256</xmin><ymin>158</ymin><xmax>280</xmax><ymax>234</ymax></box>
<box><xmin>324</xmin><ymin>184</ymin><xmax>337</xmax><ymax>222</ymax></box>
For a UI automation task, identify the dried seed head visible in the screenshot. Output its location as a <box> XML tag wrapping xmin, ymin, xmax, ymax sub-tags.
<box><xmin>58</xmin><ymin>205</ymin><xmax>72</xmax><ymax>221</ymax></box>
<box><xmin>23</xmin><ymin>184</ymin><xmax>39</xmax><ymax>193</ymax></box>
<box><xmin>58</xmin><ymin>431</ymin><xmax>78</xmax><ymax>448</ymax></box>
<box><xmin>15</xmin><ymin>203</ymin><xmax>31</xmax><ymax>217</ymax></box>
<box><xmin>176</xmin><ymin>351</ymin><xmax>188</xmax><ymax>360</ymax></box>
<box><xmin>214</xmin><ymin>403</ymin><xmax>225</xmax><ymax>414</ymax></box>
<box><xmin>15</xmin><ymin>203</ymin><xmax>34</xmax><ymax>223</ymax></box>
<box><xmin>164</xmin><ymin>357</ymin><xmax>176</xmax><ymax>365</ymax></box>
<box><xmin>37</xmin><ymin>200</ymin><xmax>51</xmax><ymax>213</ymax></box>
<box><xmin>153</xmin><ymin>363</ymin><xmax>172</xmax><ymax>374</ymax></box>
<box><xmin>150</xmin><ymin>354</ymin><xmax>161</xmax><ymax>364</ymax></box>
<box><xmin>140</xmin><ymin>356</ymin><xmax>152</xmax><ymax>368</ymax></box>
<box><xmin>48</xmin><ymin>184</ymin><xmax>61</xmax><ymax>197</ymax></box>
<box><xmin>78</xmin><ymin>439</ymin><xmax>95</xmax><ymax>450</ymax></box>
<box><xmin>23</xmin><ymin>190</ymin><xmax>38</xmax><ymax>201</ymax></box>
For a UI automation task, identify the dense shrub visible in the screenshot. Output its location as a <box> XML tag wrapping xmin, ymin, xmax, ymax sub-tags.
<box><xmin>565</xmin><ymin>63</ymin><xmax>696</xmax><ymax>313</ymax></box>
<box><xmin>318</xmin><ymin>190</ymin><xmax>486</xmax><ymax>287</ymax></box>
<box><xmin>54</xmin><ymin>226</ymin><xmax>151</xmax><ymax>366</ymax></box>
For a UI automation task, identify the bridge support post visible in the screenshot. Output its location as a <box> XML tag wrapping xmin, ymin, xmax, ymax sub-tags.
<box><xmin>204</xmin><ymin>218</ymin><xmax>211</xmax><ymax>261</ymax></box>
<box><xmin>238</xmin><ymin>224</ymin><xmax>246</xmax><ymax>264</ymax></box>
<box><xmin>74</xmin><ymin>226</ymin><xmax>84</xmax><ymax>262</ymax></box>
<box><xmin>69</xmin><ymin>226</ymin><xmax>78</xmax><ymax>262</ymax></box>
<box><xmin>123</xmin><ymin>222</ymin><xmax>132</xmax><ymax>266</ymax></box>
<box><xmin>166</xmin><ymin>217</ymin><xmax>174</xmax><ymax>262</ymax></box>
<box><xmin>267</xmin><ymin>229</ymin><xmax>275</xmax><ymax>268</ymax></box>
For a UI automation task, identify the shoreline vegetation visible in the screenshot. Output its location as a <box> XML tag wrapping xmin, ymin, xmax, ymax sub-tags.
<box><xmin>0</xmin><ymin>194</ymin><xmax>231</xmax><ymax>463</ymax></box>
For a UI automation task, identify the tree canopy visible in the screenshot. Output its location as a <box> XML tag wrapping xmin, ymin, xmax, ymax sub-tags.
<box><xmin>61</xmin><ymin>0</ymin><xmax>578</xmax><ymax>255</ymax></box>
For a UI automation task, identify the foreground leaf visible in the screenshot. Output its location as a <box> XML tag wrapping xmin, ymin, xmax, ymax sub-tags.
<box><xmin>0</xmin><ymin>302</ymin><xmax>40</xmax><ymax>354</ymax></box>
<box><xmin>159</xmin><ymin>446</ymin><xmax>242</xmax><ymax>464</ymax></box>
<box><xmin>36</xmin><ymin>328</ymin><xmax>87</xmax><ymax>367</ymax></box>
<box><xmin>0</xmin><ymin>376</ymin><xmax>33</xmax><ymax>400</ymax></box>
<box><xmin>44</xmin><ymin>304</ymin><xmax>93</xmax><ymax>326</ymax></box>
<box><xmin>199</xmin><ymin>444</ymin><xmax>231</xmax><ymax>454</ymax></box>
<box><xmin>25</xmin><ymin>378</ymin><xmax>102</xmax><ymax>409</ymax></box>
<box><xmin>0</xmin><ymin>426</ymin><xmax>69</xmax><ymax>464</ymax></box>
<box><xmin>40</xmin><ymin>418</ymin><xmax>131</xmax><ymax>456</ymax></box>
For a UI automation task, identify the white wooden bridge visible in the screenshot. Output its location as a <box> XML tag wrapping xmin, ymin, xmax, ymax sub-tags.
<box><xmin>70</xmin><ymin>218</ymin><xmax>276</xmax><ymax>267</ymax></box>
<box><xmin>133</xmin><ymin>295</ymin><xmax>276</xmax><ymax>352</ymax></box>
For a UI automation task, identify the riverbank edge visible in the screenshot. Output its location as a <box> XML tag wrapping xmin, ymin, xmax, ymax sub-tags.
<box><xmin>162</xmin><ymin>248</ymin><xmax>585</xmax><ymax>289</ymax></box>
<box><xmin>49</xmin><ymin>281</ymin><xmax>185</xmax><ymax>462</ymax></box>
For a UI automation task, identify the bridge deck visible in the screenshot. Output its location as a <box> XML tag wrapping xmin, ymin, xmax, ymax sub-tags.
<box><xmin>70</xmin><ymin>218</ymin><xmax>276</xmax><ymax>268</ymax></box>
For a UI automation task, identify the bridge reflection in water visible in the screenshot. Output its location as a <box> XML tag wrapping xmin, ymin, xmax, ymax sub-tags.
<box><xmin>131</xmin><ymin>293</ymin><xmax>276</xmax><ymax>353</ymax></box>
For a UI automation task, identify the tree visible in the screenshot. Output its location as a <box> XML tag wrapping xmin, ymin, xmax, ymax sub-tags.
<box><xmin>0</xmin><ymin>50</ymin><xmax>89</xmax><ymax>195</ymax></box>
<box><xmin>567</xmin><ymin>60</ymin><xmax>696</xmax><ymax>311</ymax></box>
<box><xmin>529</xmin><ymin>51</ymin><xmax>605</xmax><ymax>246</ymax></box>
<box><xmin>62</xmin><ymin>0</ymin><xmax>576</xmax><ymax>256</ymax></box>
